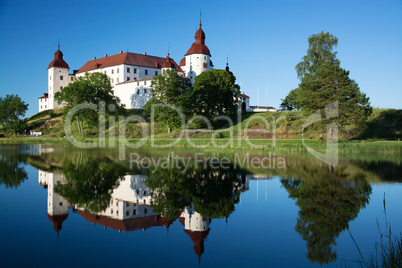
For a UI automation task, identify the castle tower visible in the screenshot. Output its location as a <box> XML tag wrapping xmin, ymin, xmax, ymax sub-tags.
<box><xmin>180</xmin><ymin>21</ymin><xmax>213</xmax><ymax>83</ymax></box>
<box><xmin>47</xmin><ymin>45</ymin><xmax>69</xmax><ymax>110</ymax></box>
<box><xmin>46</xmin><ymin>172</ymin><xmax>69</xmax><ymax>237</ymax></box>
<box><xmin>180</xmin><ymin>205</ymin><xmax>211</xmax><ymax>264</ymax></box>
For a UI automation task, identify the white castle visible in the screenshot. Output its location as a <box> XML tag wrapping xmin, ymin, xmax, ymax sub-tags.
<box><xmin>38</xmin><ymin>21</ymin><xmax>260</xmax><ymax>113</ymax></box>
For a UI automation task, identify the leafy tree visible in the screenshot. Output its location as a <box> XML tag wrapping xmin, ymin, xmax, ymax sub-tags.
<box><xmin>148</xmin><ymin>69</ymin><xmax>193</xmax><ymax>132</ymax></box>
<box><xmin>191</xmin><ymin>69</ymin><xmax>241</xmax><ymax>126</ymax></box>
<box><xmin>0</xmin><ymin>94</ymin><xmax>29</xmax><ymax>134</ymax></box>
<box><xmin>281</xmin><ymin>177</ymin><xmax>371</xmax><ymax>264</ymax></box>
<box><xmin>55</xmin><ymin>72</ymin><xmax>124</xmax><ymax>135</ymax></box>
<box><xmin>281</xmin><ymin>32</ymin><xmax>371</xmax><ymax>135</ymax></box>
<box><xmin>280</xmin><ymin>88</ymin><xmax>302</xmax><ymax>111</ymax></box>
<box><xmin>54</xmin><ymin>159</ymin><xmax>127</xmax><ymax>213</ymax></box>
<box><xmin>295</xmin><ymin>31</ymin><xmax>339</xmax><ymax>80</ymax></box>
<box><xmin>0</xmin><ymin>155</ymin><xmax>28</xmax><ymax>188</ymax></box>
<box><xmin>299</xmin><ymin>61</ymin><xmax>372</xmax><ymax>134</ymax></box>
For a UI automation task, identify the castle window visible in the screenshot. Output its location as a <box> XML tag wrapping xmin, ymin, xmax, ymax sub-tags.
<box><xmin>136</xmin><ymin>190</ymin><xmax>139</xmax><ymax>195</ymax></box>
<box><xmin>59</xmin><ymin>202</ymin><xmax>63</xmax><ymax>206</ymax></box>
<box><xmin>116</xmin><ymin>211</ymin><xmax>119</xmax><ymax>215</ymax></box>
<box><xmin>126</xmin><ymin>211</ymin><xmax>129</xmax><ymax>216</ymax></box>
<box><xmin>144</xmin><ymin>208</ymin><xmax>147</xmax><ymax>214</ymax></box>
<box><xmin>137</xmin><ymin>82</ymin><xmax>139</xmax><ymax>86</ymax></box>
<box><xmin>116</xmin><ymin>201</ymin><xmax>118</xmax><ymax>206</ymax></box>
<box><xmin>134</xmin><ymin>68</ymin><xmax>137</xmax><ymax>74</ymax></box>
<box><xmin>155</xmin><ymin>71</ymin><xmax>158</xmax><ymax>76</ymax></box>
<box><xmin>104</xmin><ymin>71</ymin><xmax>106</xmax><ymax>74</ymax></box>
<box><xmin>111</xmin><ymin>78</ymin><xmax>114</xmax><ymax>83</ymax></box>
<box><xmin>137</xmin><ymin>90</ymin><xmax>139</xmax><ymax>94</ymax></box>
<box><xmin>144</xmin><ymin>81</ymin><xmax>146</xmax><ymax>85</ymax></box>
<box><xmin>45</xmin><ymin>105</ymin><xmax>47</xmax><ymax>108</ymax></box>
<box><xmin>70</xmin><ymin>77</ymin><xmax>74</xmax><ymax>81</ymax></box>
<box><xmin>127</xmin><ymin>67</ymin><xmax>130</xmax><ymax>73</ymax></box>
<box><xmin>60</xmin><ymin>76</ymin><xmax>63</xmax><ymax>80</ymax></box>
<box><xmin>117</xmin><ymin>78</ymin><xmax>119</xmax><ymax>83</ymax></box>
<box><xmin>41</xmin><ymin>105</ymin><xmax>42</xmax><ymax>109</ymax></box>
<box><xmin>143</xmin><ymin>199</ymin><xmax>146</xmax><ymax>204</ymax></box>
<box><xmin>145</xmin><ymin>70</ymin><xmax>148</xmax><ymax>75</ymax></box>
<box><xmin>144</xmin><ymin>89</ymin><xmax>147</xmax><ymax>94</ymax></box>
<box><xmin>111</xmin><ymin>69</ymin><xmax>114</xmax><ymax>74</ymax></box>
<box><xmin>143</xmin><ymin>191</ymin><xmax>146</xmax><ymax>195</ymax></box>
<box><xmin>133</xmin><ymin>209</ymin><xmax>136</xmax><ymax>215</ymax></box>
<box><xmin>60</xmin><ymin>86</ymin><xmax>63</xmax><ymax>90</ymax></box>
<box><xmin>127</xmin><ymin>77</ymin><xmax>130</xmax><ymax>81</ymax></box>
<box><xmin>111</xmin><ymin>209</ymin><xmax>113</xmax><ymax>214</ymax></box>
<box><xmin>117</xmin><ymin>68</ymin><xmax>119</xmax><ymax>73</ymax></box>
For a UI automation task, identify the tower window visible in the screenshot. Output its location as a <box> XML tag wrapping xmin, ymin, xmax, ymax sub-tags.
<box><xmin>60</xmin><ymin>76</ymin><xmax>63</xmax><ymax>80</ymax></box>
<box><xmin>155</xmin><ymin>71</ymin><xmax>158</xmax><ymax>76</ymax></box>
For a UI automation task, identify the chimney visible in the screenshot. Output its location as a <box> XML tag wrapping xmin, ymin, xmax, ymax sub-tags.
<box><xmin>143</xmin><ymin>52</ymin><xmax>146</xmax><ymax>55</ymax></box>
<box><xmin>93</xmin><ymin>57</ymin><xmax>96</xmax><ymax>60</ymax></box>
<box><xmin>120</xmin><ymin>50</ymin><xmax>123</xmax><ymax>54</ymax></box>
<box><xmin>105</xmin><ymin>54</ymin><xmax>107</xmax><ymax>57</ymax></box>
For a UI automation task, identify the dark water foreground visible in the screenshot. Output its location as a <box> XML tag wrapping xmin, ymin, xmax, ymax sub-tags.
<box><xmin>0</xmin><ymin>144</ymin><xmax>401</xmax><ymax>268</ymax></box>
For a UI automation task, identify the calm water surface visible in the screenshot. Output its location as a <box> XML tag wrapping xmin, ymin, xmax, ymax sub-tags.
<box><xmin>0</xmin><ymin>144</ymin><xmax>401</xmax><ymax>268</ymax></box>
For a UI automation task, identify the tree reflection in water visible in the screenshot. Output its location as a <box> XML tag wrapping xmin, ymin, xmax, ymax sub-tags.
<box><xmin>0</xmin><ymin>154</ymin><xmax>28</xmax><ymax>189</ymax></box>
<box><xmin>281</xmin><ymin>176</ymin><xmax>372</xmax><ymax>264</ymax></box>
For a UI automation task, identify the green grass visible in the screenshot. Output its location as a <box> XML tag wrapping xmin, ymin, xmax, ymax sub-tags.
<box><xmin>349</xmin><ymin>195</ymin><xmax>402</xmax><ymax>268</ymax></box>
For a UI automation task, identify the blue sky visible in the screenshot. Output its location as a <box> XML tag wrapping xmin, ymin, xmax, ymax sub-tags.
<box><xmin>0</xmin><ymin>0</ymin><xmax>401</xmax><ymax>117</ymax></box>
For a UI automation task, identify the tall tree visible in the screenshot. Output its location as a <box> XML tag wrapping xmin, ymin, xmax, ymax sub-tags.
<box><xmin>191</xmin><ymin>69</ymin><xmax>240</xmax><ymax>125</ymax></box>
<box><xmin>55</xmin><ymin>72</ymin><xmax>123</xmax><ymax>135</ymax></box>
<box><xmin>295</xmin><ymin>31</ymin><xmax>339</xmax><ymax>80</ymax></box>
<box><xmin>147</xmin><ymin>69</ymin><xmax>193</xmax><ymax>132</ymax></box>
<box><xmin>0</xmin><ymin>94</ymin><xmax>29</xmax><ymax>134</ymax></box>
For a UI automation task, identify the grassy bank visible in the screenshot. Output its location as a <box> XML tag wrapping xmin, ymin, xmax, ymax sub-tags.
<box><xmin>1</xmin><ymin>108</ymin><xmax>401</xmax><ymax>153</ymax></box>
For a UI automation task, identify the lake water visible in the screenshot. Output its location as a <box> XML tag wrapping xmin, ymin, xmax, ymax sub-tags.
<box><xmin>0</xmin><ymin>144</ymin><xmax>401</xmax><ymax>267</ymax></box>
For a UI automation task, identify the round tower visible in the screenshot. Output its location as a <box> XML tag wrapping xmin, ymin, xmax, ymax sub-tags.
<box><xmin>180</xmin><ymin>21</ymin><xmax>213</xmax><ymax>83</ymax></box>
<box><xmin>48</xmin><ymin>45</ymin><xmax>69</xmax><ymax>110</ymax></box>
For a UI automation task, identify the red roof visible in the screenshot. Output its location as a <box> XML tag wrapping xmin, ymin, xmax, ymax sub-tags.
<box><xmin>77</xmin><ymin>52</ymin><xmax>183</xmax><ymax>74</ymax></box>
<box><xmin>185</xmin><ymin>23</ymin><xmax>211</xmax><ymax>56</ymax></box>
<box><xmin>47</xmin><ymin>213</ymin><xmax>68</xmax><ymax>233</ymax></box>
<box><xmin>241</xmin><ymin>94</ymin><xmax>250</xmax><ymax>98</ymax></box>
<box><xmin>38</xmin><ymin>93</ymin><xmax>49</xmax><ymax>99</ymax></box>
<box><xmin>180</xmin><ymin>57</ymin><xmax>186</xmax><ymax>66</ymax></box>
<box><xmin>161</xmin><ymin>54</ymin><xmax>176</xmax><ymax>69</ymax></box>
<box><xmin>48</xmin><ymin>49</ymin><xmax>69</xmax><ymax>69</ymax></box>
<box><xmin>78</xmin><ymin>210</ymin><xmax>172</xmax><ymax>231</ymax></box>
<box><xmin>184</xmin><ymin>229</ymin><xmax>211</xmax><ymax>263</ymax></box>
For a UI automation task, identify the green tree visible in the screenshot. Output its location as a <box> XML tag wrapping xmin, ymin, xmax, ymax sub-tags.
<box><xmin>147</xmin><ymin>69</ymin><xmax>193</xmax><ymax>132</ymax></box>
<box><xmin>299</xmin><ymin>61</ymin><xmax>371</xmax><ymax>133</ymax></box>
<box><xmin>281</xmin><ymin>32</ymin><xmax>371</xmax><ymax>135</ymax></box>
<box><xmin>0</xmin><ymin>155</ymin><xmax>28</xmax><ymax>188</ymax></box>
<box><xmin>281</xmin><ymin>177</ymin><xmax>371</xmax><ymax>264</ymax></box>
<box><xmin>191</xmin><ymin>69</ymin><xmax>240</xmax><ymax>125</ymax></box>
<box><xmin>295</xmin><ymin>31</ymin><xmax>339</xmax><ymax>80</ymax></box>
<box><xmin>55</xmin><ymin>72</ymin><xmax>123</xmax><ymax>135</ymax></box>
<box><xmin>0</xmin><ymin>94</ymin><xmax>29</xmax><ymax>135</ymax></box>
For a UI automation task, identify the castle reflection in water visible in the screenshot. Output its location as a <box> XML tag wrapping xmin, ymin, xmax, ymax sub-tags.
<box><xmin>38</xmin><ymin>169</ymin><xmax>264</xmax><ymax>262</ymax></box>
